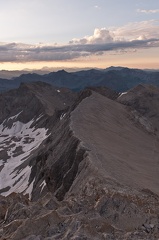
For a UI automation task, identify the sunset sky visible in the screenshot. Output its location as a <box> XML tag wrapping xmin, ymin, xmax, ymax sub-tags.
<box><xmin>0</xmin><ymin>0</ymin><xmax>159</xmax><ymax>70</ymax></box>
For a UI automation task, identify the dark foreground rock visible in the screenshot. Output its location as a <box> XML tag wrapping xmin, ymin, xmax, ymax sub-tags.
<box><xmin>0</xmin><ymin>83</ymin><xmax>159</xmax><ymax>239</ymax></box>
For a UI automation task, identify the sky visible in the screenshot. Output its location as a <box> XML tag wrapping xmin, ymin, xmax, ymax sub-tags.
<box><xmin>0</xmin><ymin>0</ymin><xmax>159</xmax><ymax>70</ymax></box>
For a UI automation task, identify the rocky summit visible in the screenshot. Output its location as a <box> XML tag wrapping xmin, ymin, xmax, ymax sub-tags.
<box><xmin>0</xmin><ymin>82</ymin><xmax>159</xmax><ymax>240</ymax></box>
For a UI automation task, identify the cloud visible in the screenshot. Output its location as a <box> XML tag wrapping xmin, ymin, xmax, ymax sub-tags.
<box><xmin>0</xmin><ymin>38</ymin><xmax>158</xmax><ymax>63</ymax></box>
<box><xmin>94</xmin><ymin>5</ymin><xmax>101</xmax><ymax>9</ymax></box>
<box><xmin>137</xmin><ymin>9</ymin><xmax>159</xmax><ymax>14</ymax></box>
<box><xmin>113</xmin><ymin>20</ymin><xmax>159</xmax><ymax>41</ymax></box>
<box><xmin>70</xmin><ymin>28</ymin><xmax>114</xmax><ymax>44</ymax></box>
<box><xmin>70</xmin><ymin>21</ymin><xmax>159</xmax><ymax>43</ymax></box>
<box><xmin>0</xmin><ymin>21</ymin><xmax>159</xmax><ymax>63</ymax></box>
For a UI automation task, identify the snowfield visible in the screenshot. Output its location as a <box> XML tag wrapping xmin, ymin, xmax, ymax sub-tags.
<box><xmin>0</xmin><ymin>114</ymin><xmax>49</xmax><ymax>198</ymax></box>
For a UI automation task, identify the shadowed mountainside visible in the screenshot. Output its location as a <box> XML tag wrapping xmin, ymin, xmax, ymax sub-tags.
<box><xmin>0</xmin><ymin>82</ymin><xmax>159</xmax><ymax>239</ymax></box>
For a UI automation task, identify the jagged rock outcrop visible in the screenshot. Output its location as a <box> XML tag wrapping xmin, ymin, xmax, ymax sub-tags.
<box><xmin>0</xmin><ymin>82</ymin><xmax>159</xmax><ymax>239</ymax></box>
<box><xmin>0</xmin><ymin>82</ymin><xmax>78</xmax><ymax>198</ymax></box>
<box><xmin>117</xmin><ymin>84</ymin><xmax>159</xmax><ymax>135</ymax></box>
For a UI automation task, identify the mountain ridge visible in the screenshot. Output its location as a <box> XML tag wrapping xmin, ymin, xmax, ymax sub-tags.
<box><xmin>0</xmin><ymin>67</ymin><xmax>159</xmax><ymax>93</ymax></box>
<box><xmin>0</xmin><ymin>82</ymin><xmax>159</xmax><ymax>239</ymax></box>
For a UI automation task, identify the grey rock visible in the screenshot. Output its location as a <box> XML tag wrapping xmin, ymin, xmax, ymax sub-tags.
<box><xmin>1</xmin><ymin>83</ymin><xmax>159</xmax><ymax>240</ymax></box>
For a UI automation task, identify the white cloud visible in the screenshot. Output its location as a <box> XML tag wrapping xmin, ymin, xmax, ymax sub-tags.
<box><xmin>70</xmin><ymin>28</ymin><xmax>114</xmax><ymax>44</ymax></box>
<box><xmin>70</xmin><ymin>20</ymin><xmax>159</xmax><ymax>43</ymax></box>
<box><xmin>0</xmin><ymin>21</ymin><xmax>159</xmax><ymax>63</ymax></box>
<box><xmin>137</xmin><ymin>9</ymin><xmax>159</xmax><ymax>14</ymax></box>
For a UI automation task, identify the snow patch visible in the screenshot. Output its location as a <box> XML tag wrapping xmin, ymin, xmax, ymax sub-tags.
<box><xmin>35</xmin><ymin>114</ymin><xmax>43</xmax><ymax>122</ymax></box>
<box><xmin>60</xmin><ymin>113</ymin><xmax>66</xmax><ymax>120</ymax></box>
<box><xmin>118</xmin><ymin>92</ymin><xmax>127</xmax><ymax>98</ymax></box>
<box><xmin>24</xmin><ymin>178</ymin><xmax>35</xmax><ymax>199</ymax></box>
<box><xmin>40</xmin><ymin>180</ymin><xmax>46</xmax><ymax>193</ymax></box>
<box><xmin>0</xmin><ymin>115</ymin><xmax>49</xmax><ymax>198</ymax></box>
<box><xmin>7</xmin><ymin>111</ymin><xmax>23</xmax><ymax>121</ymax></box>
<box><xmin>57</xmin><ymin>90</ymin><xmax>60</xmax><ymax>93</ymax></box>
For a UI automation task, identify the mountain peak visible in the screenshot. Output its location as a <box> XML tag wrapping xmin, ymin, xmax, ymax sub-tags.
<box><xmin>57</xmin><ymin>69</ymin><xmax>68</xmax><ymax>74</ymax></box>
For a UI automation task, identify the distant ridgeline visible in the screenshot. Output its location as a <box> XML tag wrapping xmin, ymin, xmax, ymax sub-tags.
<box><xmin>0</xmin><ymin>67</ymin><xmax>159</xmax><ymax>93</ymax></box>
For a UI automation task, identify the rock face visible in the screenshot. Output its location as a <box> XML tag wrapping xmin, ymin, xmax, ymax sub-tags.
<box><xmin>0</xmin><ymin>82</ymin><xmax>77</xmax><ymax>198</ymax></box>
<box><xmin>0</xmin><ymin>82</ymin><xmax>159</xmax><ymax>239</ymax></box>
<box><xmin>117</xmin><ymin>84</ymin><xmax>159</xmax><ymax>135</ymax></box>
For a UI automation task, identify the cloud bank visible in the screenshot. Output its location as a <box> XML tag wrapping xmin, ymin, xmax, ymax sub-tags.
<box><xmin>137</xmin><ymin>9</ymin><xmax>159</xmax><ymax>14</ymax></box>
<box><xmin>0</xmin><ymin>21</ymin><xmax>159</xmax><ymax>63</ymax></box>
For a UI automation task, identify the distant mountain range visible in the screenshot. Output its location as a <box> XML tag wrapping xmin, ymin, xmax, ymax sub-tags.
<box><xmin>0</xmin><ymin>67</ymin><xmax>159</xmax><ymax>93</ymax></box>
